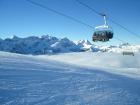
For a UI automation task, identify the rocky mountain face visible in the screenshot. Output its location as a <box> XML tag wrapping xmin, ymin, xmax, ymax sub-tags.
<box><xmin>0</xmin><ymin>35</ymin><xmax>140</xmax><ymax>55</ymax></box>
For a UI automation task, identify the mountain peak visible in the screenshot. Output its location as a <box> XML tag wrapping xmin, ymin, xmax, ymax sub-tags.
<box><xmin>12</xmin><ymin>35</ymin><xmax>20</xmax><ymax>40</ymax></box>
<box><xmin>76</xmin><ymin>39</ymin><xmax>92</xmax><ymax>45</ymax></box>
<box><xmin>41</xmin><ymin>35</ymin><xmax>52</xmax><ymax>39</ymax></box>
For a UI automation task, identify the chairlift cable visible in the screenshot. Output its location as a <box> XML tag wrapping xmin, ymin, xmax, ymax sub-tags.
<box><xmin>76</xmin><ymin>0</ymin><xmax>140</xmax><ymax>40</ymax></box>
<box><xmin>26</xmin><ymin>0</ymin><xmax>94</xmax><ymax>29</ymax></box>
<box><xmin>109</xmin><ymin>18</ymin><xmax>140</xmax><ymax>39</ymax></box>
<box><xmin>26</xmin><ymin>0</ymin><xmax>126</xmax><ymax>43</ymax></box>
<box><xmin>114</xmin><ymin>36</ymin><xmax>126</xmax><ymax>43</ymax></box>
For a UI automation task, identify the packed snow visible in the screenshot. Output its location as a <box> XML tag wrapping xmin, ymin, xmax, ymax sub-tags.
<box><xmin>0</xmin><ymin>51</ymin><xmax>140</xmax><ymax>105</ymax></box>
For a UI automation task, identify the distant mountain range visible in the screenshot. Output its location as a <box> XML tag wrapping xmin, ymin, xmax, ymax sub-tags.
<box><xmin>0</xmin><ymin>35</ymin><xmax>140</xmax><ymax>54</ymax></box>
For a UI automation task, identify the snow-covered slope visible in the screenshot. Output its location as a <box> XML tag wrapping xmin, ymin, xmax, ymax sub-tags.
<box><xmin>0</xmin><ymin>51</ymin><xmax>140</xmax><ymax>105</ymax></box>
<box><xmin>38</xmin><ymin>52</ymin><xmax>140</xmax><ymax>79</ymax></box>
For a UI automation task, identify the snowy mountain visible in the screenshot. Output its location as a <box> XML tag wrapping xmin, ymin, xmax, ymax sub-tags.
<box><xmin>75</xmin><ymin>40</ymin><xmax>140</xmax><ymax>53</ymax></box>
<box><xmin>98</xmin><ymin>44</ymin><xmax>140</xmax><ymax>53</ymax></box>
<box><xmin>51</xmin><ymin>37</ymin><xmax>81</xmax><ymax>53</ymax></box>
<box><xmin>0</xmin><ymin>35</ymin><xmax>81</xmax><ymax>54</ymax></box>
<box><xmin>75</xmin><ymin>39</ymin><xmax>92</xmax><ymax>51</ymax></box>
<box><xmin>0</xmin><ymin>35</ymin><xmax>140</xmax><ymax>54</ymax></box>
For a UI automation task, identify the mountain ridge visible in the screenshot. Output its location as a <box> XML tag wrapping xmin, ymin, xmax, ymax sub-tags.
<box><xmin>0</xmin><ymin>35</ymin><xmax>140</xmax><ymax>54</ymax></box>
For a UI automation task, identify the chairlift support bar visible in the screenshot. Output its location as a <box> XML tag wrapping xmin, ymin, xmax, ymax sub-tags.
<box><xmin>95</xmin><ymin>14</ymin><xmax>109</xmax><ymax>29</ymax></box>
<box><xmin>103</xmin><ymin>15</ymin><xmax>107</xmax><ymax>26</ymax></box>
<box><xmin>100</xmin><ymin>13</ymin><xmax>108</xmax><ymax>26</ymax></box>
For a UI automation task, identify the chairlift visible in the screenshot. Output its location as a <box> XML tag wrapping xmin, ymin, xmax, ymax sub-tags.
<box><xmin>122</xmin><ymin>45</ymin><xmax>134</xmax><ymax>56</ymax></box>
<box><xmin>92</xmin><ymin>14</ymin><xmax>113</xmax><ymax>42</ymax></box>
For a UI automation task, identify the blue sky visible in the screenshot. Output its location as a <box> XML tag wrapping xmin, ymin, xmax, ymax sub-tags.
<box><xmin>0</xmin><ymin>0</ymin><xmax>140</xmax><ymax>45</ymax></box>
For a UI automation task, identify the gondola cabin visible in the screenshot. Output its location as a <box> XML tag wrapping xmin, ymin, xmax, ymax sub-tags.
<box><xmin>92</xmin><ymin>14</ymin><xmax>113</xmax><ymax>42</ymax></box>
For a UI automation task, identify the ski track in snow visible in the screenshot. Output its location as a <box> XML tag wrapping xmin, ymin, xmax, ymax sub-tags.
<box><xmin>0</xmin><ymin>51</ymin><xmax>140</xmax><ymax>105</ymax></box>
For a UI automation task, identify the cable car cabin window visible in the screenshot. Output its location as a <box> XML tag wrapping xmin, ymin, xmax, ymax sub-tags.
<box><xmin>93</xmin><ymin>30</ymin><xmax>113</xmax><ymax>42</ymax></box>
